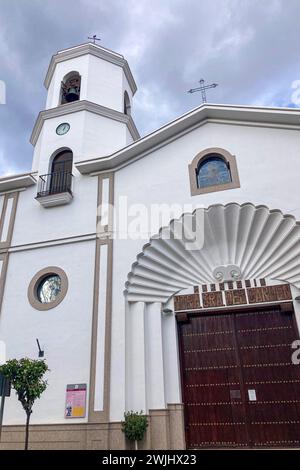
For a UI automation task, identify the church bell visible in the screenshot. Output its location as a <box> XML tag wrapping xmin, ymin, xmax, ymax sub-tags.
<box><xmin>61</xmin><ymin>75</ymin><xmax>81</xmax><ymax>104</ymax></box>
<box><xmin>64</xmin><ymin>86</ymin><xmax>80</xmax><ymax>103</ymax></box>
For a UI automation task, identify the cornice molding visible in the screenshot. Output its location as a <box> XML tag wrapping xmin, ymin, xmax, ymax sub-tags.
<box><xmin>44</xmin><ymin>42</ymin><xmax>137</xmax><ymax>96</ymax></box>
<box><xmin>0</xmin><ymin>172</ymin><xmax>37</xmax><ymax>193</ymax></box>
<box><xmin>9</xmin><ymin>232</ymin><xmax>97</xmax><ymax>253</ymax></box>
<box><xmin>30</xmin><ymin>100</ymin><xmax>140</xmax><ymax>146</ymax></box>
<box><xmin>75</xmin><ymin>103</ymin><xmax>300</xmax><ymax>175</ymax></box>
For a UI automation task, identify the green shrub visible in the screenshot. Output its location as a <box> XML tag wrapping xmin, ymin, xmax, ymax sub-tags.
<box><xmin>122</xmin><ymin>411</ymin><xmax>148</xmax><ymax>443</ymax></box>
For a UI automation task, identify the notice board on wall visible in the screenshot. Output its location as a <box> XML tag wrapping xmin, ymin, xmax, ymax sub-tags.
<box><xmin>65</xmin><ymin>384</ymin><xmax>87</xmax><ymax>418</ymax></box>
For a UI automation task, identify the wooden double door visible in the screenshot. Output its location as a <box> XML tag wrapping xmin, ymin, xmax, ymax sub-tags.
<box><xmin>178</xmin><ymin>305</ymin><xmax>300</xmax><ymax>448</ymax></box>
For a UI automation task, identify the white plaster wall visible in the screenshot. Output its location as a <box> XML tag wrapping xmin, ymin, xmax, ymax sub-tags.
<box><xmin>11</xmin><ymin>173</ymin><xmax>98</xmax><ymax>247</ymax></box>
<box><xmin>109</xmin><ymin>120</ymin><xmax>300</xmax><ymax>421</ymax></box>
<box><xmin>32</xmin><ymin>111</ymin><xmax>128</xmax><ymax>173</ymax></box>
<box><xmin>113</xmin><ymin>122</ymin><xmax>300</xmax><ymax>269</ymax></box>
<box><xmin>87</xmin><ymin>55</ymin><xmax>124</xmax><ymax>112</ymax></box>
<box><xmin>31</xmin><ymin>129</ymin><xmax>43</xmax><ymax>172</ymax></box>
<box><xmin>115</xmin><ymin>122</ymin><xmax>300</xmax><ymax>222</ymax></box>
<box><xmin>0</xmin><ymin>240</ymin><xmax>95</xmax><ymax>424</ymax></box>
<box><xmin>45</xmin><ymin>75</ymin><xmax>55</xmax><ymax>110</ymax></box>
<box><xmin>32</xmin><ymin>112</ymin><xmax>85</xmax><ymax>172</ymax></box>
<box><xmin>82</xmin><ymin>112</ymin><xmax>128</xmax><ymax>158</ymax></box>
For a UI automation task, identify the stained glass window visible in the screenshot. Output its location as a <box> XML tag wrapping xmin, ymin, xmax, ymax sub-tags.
<box><xmin>37</xmin><ymin>275</ymin><xmax>61</xmax><ymax>304</ymax></box>
<box><xmin>197</xmin><ymin>155</ymin><xmax>231</xmax><ymax>188</ymax></box>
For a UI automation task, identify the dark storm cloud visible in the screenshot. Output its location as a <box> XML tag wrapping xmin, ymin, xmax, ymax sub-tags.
<box><xmin>0</xmin><ymin>0</ymin><xmax>299</xmax><ymax>175</ymax></box>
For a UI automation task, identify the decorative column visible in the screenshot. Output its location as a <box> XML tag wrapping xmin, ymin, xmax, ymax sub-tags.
<box><xmin>89</xmin><ymin>173</ymin><xmax>114</xmax><ymax>423</ymax></box>
<box><xmin>162</xmin><ymin>307</ymin><xmax>182</xmax><ymax>404</ymax></box>
<box><xmin>162</xmin><ymin>305</ymin><xmax>186</xmax><ymax>449</ymax></box>
<box><xmin>125</xmin><ymin>301</ymin><xmax>147</xmax><ymax>412</ymax></box>
<box><xmin>144</xmin><ymin>302</ymin><xmax>165</xmax><ymax>410</ymax></box>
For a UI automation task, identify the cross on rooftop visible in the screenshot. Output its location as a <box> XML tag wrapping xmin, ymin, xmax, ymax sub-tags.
<box><xmin>187</xmin><ymin>79</ymin><xmax>218</xmax><ymax>104</ymax></box>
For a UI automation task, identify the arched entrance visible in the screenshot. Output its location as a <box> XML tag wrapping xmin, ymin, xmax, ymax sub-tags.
<box><xmin>125</xmin><ymin>203</ymin><xmax>300</xmax><ymax>448</ymax></box>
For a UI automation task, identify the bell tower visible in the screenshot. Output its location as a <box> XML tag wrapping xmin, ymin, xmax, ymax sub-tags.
<box><xmin>30</xmin><ymin>42</ymin><xmax>139</xmax><ymax>173</ymax></box>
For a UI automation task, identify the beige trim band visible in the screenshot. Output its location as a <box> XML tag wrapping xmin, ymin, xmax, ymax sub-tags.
<box><xmin>27</xmin><ymin>266</ymin><xmax>68</xmax><ymax>311</ymax></box>
<box><xmin>89</xmin><ymin>173</ymin><xmax>114</xmax><ymax>423</ymax></box>
<box><xmin>0</xmin><ymin>192</ymin><xmax>19</xmax><ymax>319</ymax></box>
<box><xmin>0</xmin><ymin>253</ymin><xmax>9</xmax><ymax>318</ymax></box>
<box><xmin>0</xmin><ymin>192</ymin><xmax>19</xmax><ymax>250</ymax></box>
<box><xmin>188</xmin><ymin>147</ymin><xmax>240</xmax><ymax>196</ymax></box>
<box><xmin>9</xmin><ymin>232</ymin><xmax>97</xmax><ymax>253</ymax></box>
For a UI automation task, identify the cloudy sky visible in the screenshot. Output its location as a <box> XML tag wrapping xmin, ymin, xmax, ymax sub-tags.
<box><xmin>0</xmin><ymin>0</ymin><xmax>299</xmax><ymax>175</ymax></box>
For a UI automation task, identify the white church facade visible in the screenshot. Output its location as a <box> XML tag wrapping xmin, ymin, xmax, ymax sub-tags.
<box><xmin>0</xmin><ymin>42</ymin><xmax>300</xmax><ymax>449</ymax></box>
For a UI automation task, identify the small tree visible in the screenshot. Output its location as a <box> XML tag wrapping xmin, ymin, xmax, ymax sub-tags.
<box><xmin>122</xmin><ymin>411</ymin><xmax>148</xmax><ymax>450</ymax></box>
<box><xmin>0</xmin><ymin>358</ymin><xmax>49</xmax><ymax>450</ymax></box>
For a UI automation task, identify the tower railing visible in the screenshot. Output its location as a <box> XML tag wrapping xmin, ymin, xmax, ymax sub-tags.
<box><xmin>36</xmin><ymin>171</ymin><xmax>73</xmax><ymax>198</ymax></box>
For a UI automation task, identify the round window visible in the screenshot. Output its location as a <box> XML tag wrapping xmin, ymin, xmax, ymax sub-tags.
<box><xmin>37</xmin><ymin>274</ymin><xmax>62</xmax><ymax>304</ymax></box>
<box><xmin>28</xmin><ymin>267</ymin><xmax>68</xmax><ymax>311</ymax></box>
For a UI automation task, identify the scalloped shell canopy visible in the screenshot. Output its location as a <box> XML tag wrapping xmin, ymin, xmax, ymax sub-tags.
<box><xmin>125</xmin><ymin>203</ymin><xmax>300</xmax><ymax>302</ymax></box>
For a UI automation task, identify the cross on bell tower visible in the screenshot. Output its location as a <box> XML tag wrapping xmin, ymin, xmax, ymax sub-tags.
<box><xmin>88</xmin><ymin>35</ymin><xmax>101</xmax><ymax>44</ymax></box>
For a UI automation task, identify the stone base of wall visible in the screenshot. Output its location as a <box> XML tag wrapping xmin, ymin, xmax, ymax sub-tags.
<box><xmin>0</xmin><ymin>404</ymin><xmax>185</xmax><ymax>450</ymax></box>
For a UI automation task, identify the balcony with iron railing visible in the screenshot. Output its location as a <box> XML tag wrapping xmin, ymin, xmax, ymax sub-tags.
<box><xmin>36</xmin><ymin>171</ymin><xmax>73</xmax><ymax>207</ymax></box>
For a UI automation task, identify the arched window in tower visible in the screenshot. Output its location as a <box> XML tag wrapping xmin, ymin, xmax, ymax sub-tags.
<box><xmin>49</xmin><ymin>149</ymin><xmax>73</xmax><ymax>195</ymax></box>
<box><xmin>124</xmin><ymin>91</ymin><xmax>131</xmax><ymax>115</ymax></box>
<box><xmin>197</xmin><ymin>154</ymin><xmax>231</xmax><ymax>188</ymax></box>
<box><xmin>60</xmin><ymin>72</ymin><xmax>81</xmax><ymax>104</ymax></box>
